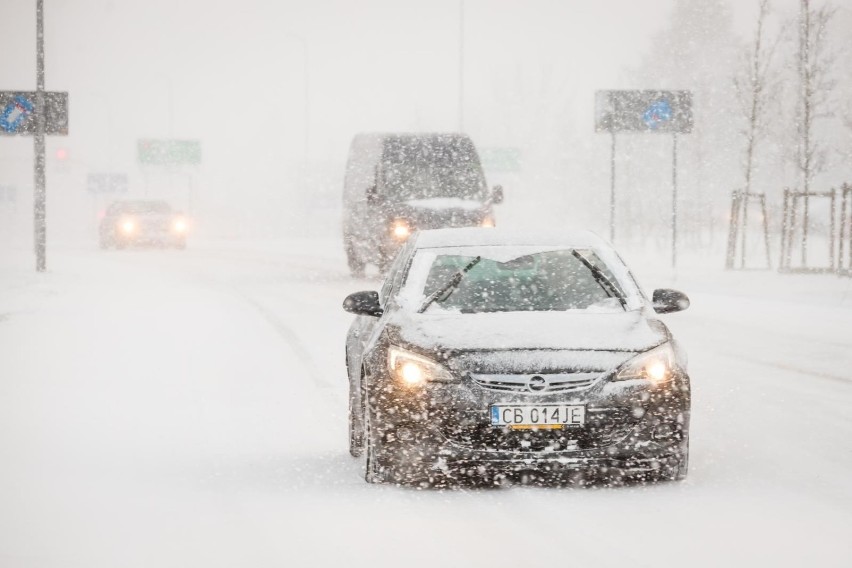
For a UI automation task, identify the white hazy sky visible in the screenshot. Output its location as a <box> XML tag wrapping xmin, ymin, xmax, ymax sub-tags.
<box><xmin>0</xmin><ymin>0</ymin><xmax>815</xmax><ymax>239</ymax></box>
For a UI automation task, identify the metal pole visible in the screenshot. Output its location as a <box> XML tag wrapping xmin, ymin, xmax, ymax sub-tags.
<box><xmin>725</xmin><ymin>190</ymin><xmax>740</xmax><ymax>269</ymax></box>
<box><xmin>672</xmin><ymin>133</ymin><xmax>678</xmax><ymax>268</ymax></box>
<box><xmin>34</xmin><ymin>0</ymin><xmax>46</xmax><ymax>272</ymax></box>
<box><xmin>458</xmin><ymin>0</ymin><xmax>465</xmax><ymax>132</ymax></box>
<box><xmin>609</xmin><ymin>131</ymin><xmax>616</xmax><ymax>242</ymax></box>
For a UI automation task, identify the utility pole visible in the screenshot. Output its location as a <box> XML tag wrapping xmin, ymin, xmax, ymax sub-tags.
<box><xmin>34</xmin><ymin>0</ymin><xmax>46</xmax><ymax>272</ymax></box>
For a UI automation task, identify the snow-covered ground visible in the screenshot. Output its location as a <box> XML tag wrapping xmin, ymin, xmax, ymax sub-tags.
<box><xmin>1</xmin><ymin>237</ymin><xmax>851</xmax><ymax>567</ymax></box>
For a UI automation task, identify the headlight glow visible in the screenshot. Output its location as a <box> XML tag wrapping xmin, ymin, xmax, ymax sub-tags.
<box><xmin>391</xmin><ymin>219</ymin><xmax>412</xmax><ymax>240</ymax></box>
<box><xmin>481</xmin><ymin>216</ymin><xmax>495</xmax><ymax>228</ymax></box>
<box><xmin>173</xmin><ymin>218</ymin><xmax>188</xmax><ymax>234</ymax></box>
<box><xmin>388</xmin><ymin>346</ymin><xmax>455</xmax><ymax>386</ymax></box>
<box><xmin>119</xmin><ymin>218</ymin><xmax>136</xmax><ymax>234</ymax></box>
<box><xmin>614</xmin><ymin>343</ymin><xmax>676</xmax><ymax>384</ymax></box>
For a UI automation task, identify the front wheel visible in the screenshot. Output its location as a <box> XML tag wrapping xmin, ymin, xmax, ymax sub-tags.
<box><xmin>363</xmin><ymin>412</ymin><xmax>386</xmax><ymax>484</ymax></box>
<box><xmin>348</xmin><ymin>361</ymin><xmax>364</xmax><ymax>458</ymax></box>
<box><xmin>672</xmin><ymin>437</ymin><xmax>689</xmax><ymax>481</ymax></box>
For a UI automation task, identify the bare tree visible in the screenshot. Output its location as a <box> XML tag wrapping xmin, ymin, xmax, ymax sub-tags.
<box><xmin>727</xmin><ymin>0</ymin><xmax>782</xmax><ymax>268</ymax></box>
<box><xmin>735</xmin><ymin>0</ymin><xmax>783</xmax><ymax>197</ymax></box>
<box><xmin>796</xmin><ymin>0</ymin><xmax>837</xmax><ymax>264</ymax></box>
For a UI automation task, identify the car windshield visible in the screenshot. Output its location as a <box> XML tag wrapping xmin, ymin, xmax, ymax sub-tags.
<box><xmin>380</xmin><ymin>137</ymin><xmax>487</xmax><ymax>201</ymax></box>
<box><xmin>108</xmin><ymin>201</ymin><xmax>172</xmax><ymax>215</ymax></box>
<box><xmin>403</xmin><ymin>247</ymin><xmax>631</xmax><ymax>314</ymax></box>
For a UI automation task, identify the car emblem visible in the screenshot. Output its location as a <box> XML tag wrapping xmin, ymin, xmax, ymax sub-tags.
<box><xmin>528</xmin><ymin>375</ymin><xmax>547</xmax><ymax>392</ymax></box>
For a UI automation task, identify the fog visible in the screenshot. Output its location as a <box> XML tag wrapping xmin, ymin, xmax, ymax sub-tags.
<box><xmin>2</xmin><ymin>2</ymin><xmax>852</xmax><ymax>567</ymax></box>
<box><xmin>3</xmin><ymin>0</ymin><xmax>846</xmax><ymax>245</ymax></box>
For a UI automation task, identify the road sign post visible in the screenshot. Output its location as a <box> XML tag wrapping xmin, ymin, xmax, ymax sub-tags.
<box><xmin>0</xmin><ymin>92</ymin><xmax>68</xmax><ymax>136</ymax></box>
<box><xmin>596</xmin><ymin>90</ymin><xmax>693</xmax><ymax>266</ymax></box>
<box><xmin>0</xmin><ymin>4</ymin><xmax>68</xmax><ymax>272</ymax></box>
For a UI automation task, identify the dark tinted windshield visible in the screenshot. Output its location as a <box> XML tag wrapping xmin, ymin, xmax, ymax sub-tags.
<box><xmin>380</xmin><ymin>136</ymin><xmax>486</xmax><ymax>201</ymax></box>
<box><xmin>107</xmin><ymin>201</ymin><xmax>172</xmax><ymax>215</ymax></box>
<box><xmin>421</xmin><ymin>249</ymin><xmax>626</xmax><ymax>313</ymax></box>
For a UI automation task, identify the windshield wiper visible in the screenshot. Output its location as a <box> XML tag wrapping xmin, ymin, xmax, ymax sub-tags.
<box><xmin>570</xmin><ymin>250</ymin><xmax>627</xmax><ymax>310</ymax></box>
<box><xmin>418</xmin><ymin>256</ymin><xmax>482</xmax><ymax>313</ymax></box>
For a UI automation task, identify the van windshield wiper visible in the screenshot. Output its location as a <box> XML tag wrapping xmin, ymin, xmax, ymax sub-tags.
<box><xmin>571</xmin><ymin>250</ymin><xmax>627</xmax><ymax>310</ymax></box>
<box><xmin>418</xmin><ymin>256</ymin><xmax>482</xmax><ymax>313</ymax></box>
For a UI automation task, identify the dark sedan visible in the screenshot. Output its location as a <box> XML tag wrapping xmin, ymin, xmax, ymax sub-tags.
<box><xmin>343</xmin><ymin>228</ymin><xmax>691</xmax><ymax>487</ymax></box>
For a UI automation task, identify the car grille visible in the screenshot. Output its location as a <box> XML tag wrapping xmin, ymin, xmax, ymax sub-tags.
<box><xmin>440</xmin><ymin>406</ymin><xmax>636</xmax><ymax>452</ymax></box>
<box><xmin>469</xmin><ymin>372</ymin><xmax>599</xmax><ymax>394</ymax></box>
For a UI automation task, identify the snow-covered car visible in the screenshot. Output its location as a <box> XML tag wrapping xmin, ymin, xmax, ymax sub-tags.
<box><xmin>343</xmin><ymin>228</ymin><xmax>691</xmax><ymax>487</ymax></box>
<box><xmin>99</xmin><ymin>200</ymin><xmax>189</xmax><ymax>249</ymax></box>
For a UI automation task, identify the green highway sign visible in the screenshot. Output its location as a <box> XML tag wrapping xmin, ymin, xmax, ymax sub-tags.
<box><xmin>479</xmin><ymin>147</ymin><xmax>522</xmax><ymax>173</ymax></box>
<box><xmin>137</xmin><ymin>139</ymin><xmax>201</xmax><ymax>166</ymax></box>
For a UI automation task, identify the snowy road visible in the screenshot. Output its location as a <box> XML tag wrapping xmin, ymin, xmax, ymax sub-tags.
<box><xmin>2</xmin><ymin>239</ymin><xmax>851</xmax><ymax>567</ymax></box>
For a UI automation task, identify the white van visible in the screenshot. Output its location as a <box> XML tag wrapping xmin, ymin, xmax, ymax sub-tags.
<box><xmin>342</xmin><ymin>132</ymin><xmax>504</xmax><ymax>276</ymax></box>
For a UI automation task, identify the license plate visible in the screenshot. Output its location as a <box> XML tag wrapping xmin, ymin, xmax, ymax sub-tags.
<box><xmin>490</xmin><ymin>404</ymin><xmax>585</xmax><ymax>430</ymax></box>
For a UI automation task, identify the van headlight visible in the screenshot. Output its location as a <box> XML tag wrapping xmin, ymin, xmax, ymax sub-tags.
<box><xmin>390</xmin><ymin>218</ymin><xmax>412</xmax><ymax>240</ymax></box>
<box><xmin>613</xmin><ymin>343</ymin><xmax>675</xmax><ymax>384</ymax></box>
<box><xmin>388</xmin><ymin>346</ymin><xmax>455</xmax><ymax>386</ymax></box>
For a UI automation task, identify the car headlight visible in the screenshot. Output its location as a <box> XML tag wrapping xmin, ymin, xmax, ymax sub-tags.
<box><xmin>173</xmin><ymin>217</ymin><xmax>188</xmax><ymax>234</ymax></box>
<box><xmin>119</xmin><ymin>218</ymin><xmax>136</xmax><ymax>234</ymax></box>
<box><xmin>481</xmin><ymin>216</ymin><xmax>495</xmax><ymax>228</ymax></box>
<box><xmin>613</xmin><ymin>343</ymin><xmax>676</xmax><ymax>384</ymax></box>
<box><xmin>387</xmin><ymin>346</ymin><xmax>455</xmax><ymax>386</ymax></box>
<box><xmin>390</xmin><ymin>218</ymin><xmax>412</xmax><ymax>240</ymax></box>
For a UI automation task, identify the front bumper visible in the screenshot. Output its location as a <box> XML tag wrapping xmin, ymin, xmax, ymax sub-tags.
<box><xmin>370</xmin><ymin>372</ymin><xmax>690</xmax><ymax>479</ymax></box>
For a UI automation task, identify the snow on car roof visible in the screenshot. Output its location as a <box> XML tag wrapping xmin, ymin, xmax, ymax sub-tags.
<box><xmin>413</xmin><ymin>227</ymin><xmax>610</xmax><ymax>250</ymax></box>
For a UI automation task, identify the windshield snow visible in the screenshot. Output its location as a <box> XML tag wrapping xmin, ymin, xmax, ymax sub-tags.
<box><xmin>402</xmin><ymin>246</ymin><xmax>637</xmax><ymax>313</ymax></box>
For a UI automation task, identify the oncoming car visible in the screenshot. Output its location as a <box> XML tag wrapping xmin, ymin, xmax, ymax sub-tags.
<box><xmin>99</xmin><ymin>200</ymin><xmax>189</xmax><ymax>249</ymax></box>
<box><xmin>342</xmin><ymin>133</ymin><xmax>504</xmax><ymax>277</ymax></box>
<box><xmin>343</xmin><ymin>228</ymin><xmax>691</xmax><ymax>487</ymax></box>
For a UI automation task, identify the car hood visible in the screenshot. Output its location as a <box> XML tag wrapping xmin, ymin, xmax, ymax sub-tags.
<box><xmin>391</xmin><ymin>309</ymin><xmax>666</xmax><ymax>352</ymax></box>
<box><xmin>383</xmin><ymin>200</ymin><xmax>488</xmax><ymax>229</ymax></box>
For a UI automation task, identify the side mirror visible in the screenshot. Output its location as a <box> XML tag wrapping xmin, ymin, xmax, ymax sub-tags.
<box><xmin>491</xmin><ymin>185</ymin><xmax>504</xmax><ymax>205</ymax></box>
<box><xmin>343</xmin><ymin>290</ymin><xmax>383</xmax><ymax>317</ymax></box>
<box><xmin>652</xmin><ymin>289</ymin><xmax>690</xmax><ymax>314</ymax></box>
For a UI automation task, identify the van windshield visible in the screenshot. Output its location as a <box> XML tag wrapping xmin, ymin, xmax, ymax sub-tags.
<box><xmin>380</xmin><ymin>137</ymin><xmax>486</xmax><ymax>201</ymax></box>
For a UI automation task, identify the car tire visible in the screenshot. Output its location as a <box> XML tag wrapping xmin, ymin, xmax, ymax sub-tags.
<box><xmin>348</xmin><ymin>359</ymin><xmax>364</xmax><ymax>458</ymax></box>
<box><xmin>673</xmin><ymin>437</ymin><xmax>689</xmax><ymax>481</ymax></box>
<box><xmin>363</xmin><ymin>410</ymin><xmax>386</xmax><ymax>484</ymax></box>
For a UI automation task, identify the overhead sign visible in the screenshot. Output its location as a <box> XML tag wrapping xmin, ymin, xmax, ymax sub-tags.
<box><xmin>137</xmin><ymin>139</ymin><xmax>201</xmax><ymax>166</ymax></box>
<box><xmin>595</xmin><ymin>90</ymin><xmax>692</xmax><ymax>134</ymax></box>
<box><xmin>0</xmin><ymin>91</ymin><xmax>69</xmax><ymax>135</ymax></box>
<box><xmin>479</xmin><ymin>147</ymin><xmax>522</xmax><ymax>173</ymax></box>
<box><xmin>87</xmin><ymin>173</ymin><xmax>128</xmax><ymax>194</ymax></box>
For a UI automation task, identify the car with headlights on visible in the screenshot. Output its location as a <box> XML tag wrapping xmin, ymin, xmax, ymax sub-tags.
<box><xmin>343</xmin><ymin>228</ymin><xmax>691</xmax><ymax>487</ymax></box>
<box><xmin>342</xmin><ymin>133</ymin><xmax>504</xmax><ymax>277</ymax></box>
<box><xmin>99</xmin><ymin>200</ymin><xmax>189</xmax><ymax>249</ymax></box>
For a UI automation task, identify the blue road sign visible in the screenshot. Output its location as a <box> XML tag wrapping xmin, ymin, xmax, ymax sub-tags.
<box><xmin>643</xmin><ymin>99</ymin><xmax>673</xmax><ymax>130</ymax></box>
<box><xmin>0</xmin><ymin>95</ymin><xmax>34</xmax><ymax>133</ymax></box>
